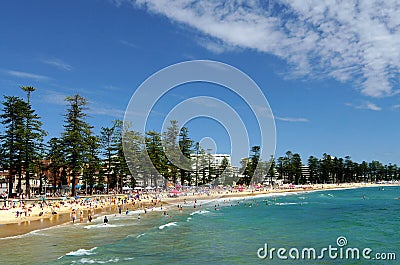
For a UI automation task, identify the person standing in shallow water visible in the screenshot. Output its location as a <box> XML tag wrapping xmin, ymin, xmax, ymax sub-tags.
<box><xmin>104</xmin><ymin>216</ymin><xmax>108</xmax><ymax>224</ymax></box>
<box><xmin>72</xmin><ymin>210</ymin><xmax>76</xmax><ymax>223</ymax></box>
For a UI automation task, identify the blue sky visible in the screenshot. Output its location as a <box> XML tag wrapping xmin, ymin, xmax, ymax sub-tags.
<box><xmin>1</xmin><ymin>0</ymin><xmax>400</xmax><ymax>166</ymax></box>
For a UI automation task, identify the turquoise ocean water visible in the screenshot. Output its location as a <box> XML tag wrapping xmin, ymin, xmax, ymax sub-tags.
<box><xmin>0</xmin><ymin>186</ymin><xmax>399</xmax><ymax>264</ymax></box>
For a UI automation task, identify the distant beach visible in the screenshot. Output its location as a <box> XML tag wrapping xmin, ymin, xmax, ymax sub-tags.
<box><xmin>0</xmin><ymin>182</ymin><xmax>396</xmax><ymax>239</ymax></box>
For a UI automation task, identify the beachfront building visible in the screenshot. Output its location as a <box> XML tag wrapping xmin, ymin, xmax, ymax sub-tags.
<box><xmin>0</xmin><ymin>159</ymin><xmax>55</xmax><ymax>197</ymax></box>
<box><xmin>301</xmin><ymin>164</ymin><xmax>310</xmax><ymax>183</ymax></box>
<box><xmin>190</xmin><ymin>153</ymin><xmax>231</xmax><ymax>168</ymax></box>
<box><xmin>0</xmin><ymin>168</ymin><xmax>8</xmax><ymax>194</ymax></box>
<box><xmin>134</xmin><ymin>174</ymin><xmax>166</xmax><ymax>189</ymax></box>
<box><xmin>190</xmin><ymin>153</ymin><xmax>237</xmax><ymax>185</ymax></box>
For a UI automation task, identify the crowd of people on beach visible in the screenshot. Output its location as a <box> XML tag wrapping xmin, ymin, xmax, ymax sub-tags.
<box><xmin>0</xmin><ymin>191</ymin><xmax>164</xmax><ymax>225</ymax></box>
<box><xmin>0</xmin><ymin>182</ymin><xmax>391</xmax><ymax>227</ymax></box>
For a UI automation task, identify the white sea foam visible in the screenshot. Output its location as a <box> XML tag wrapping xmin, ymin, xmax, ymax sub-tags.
<box><xmin>66</xmin><ymin>247</ymin><xmax>97</xmax><ymax>256</ymax></box>
<box><xmin>29</xmin><ymin>231</ymin><xmax>49</xmax><ymax>236</ymax></box>
<box><xmin>84</xmin><ymin>223</ymin><xmax>123</xmax><ymax>229</ymax></box>
<box><xmin>72</xmin><ymin>257</ymin><xmax>120</xmax><ymax>264</ymax></box>
<box><xmin>159</xmin><ymin>222</ymin><xmax>177</xmax><ymax>230</ymax></box>
<box><xmin>187</xmin><ymin>217</ymin><xmax>192</xmax><ymax>222</ymax></box>
<box><xmin>275</xmin><ymin>202</ymin><xmax>300</xmax><ymax>206</ymax></box>
<box><xmin>190</xmin><ymin>210</ymin><xmax>210</xmax><ymax>216</ymax></box>
<box><xmin>136</xmin><ymin>233</ymin><xmax>146</xmax><ymax>238</ymax></box>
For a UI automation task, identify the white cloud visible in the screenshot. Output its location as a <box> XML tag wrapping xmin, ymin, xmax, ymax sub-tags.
<box><xmin>391</xmin><ymin>104</ymin><xmax>400</xmax><ymax>109</ymax></box>
<box><xmin>43</xmin><ymin>58</ymin><xmax>73</xmax><ymax>71</ymax></box>
<box><xmin>191</xmin><ymin>97</ymin><xmax>220</xmax><ymax>108</ymax></box>
<box><xmin>87</xmin><ymin>105</ymin><xmax>125</xmax><ymax>118</ymax></box>
<box><xmin>346</xmin><ymin>101</ymin><xmax>382</xmax><ymax>111</ymax></box>
<box><xmin>87</xmin><ymin>99</ymin><xmax>125</xmax><ymax>118</ymax></box>
<box><xmin>40</xmin><ymin>90</ymin><xmax>124</xmax><ymax>117</ymax></box>
<box><xmin>196</xmin><ymin>37</ymin><xmax>237</xmax><ymax>54</ymax></box>
<box><xmin>118</xmin><ymin>0</ymin><xmax>400</xmax><ymax>97</ymax></box>
<box><xmin>275</xmin><ymin>116</ymin><xmax>309</xmax><ymax>122</ymax></box>
<box><xmin>119</xmin><ymin>39</ymin><xmax>137</xmax><ymax>48</ymax></box>
<box><xmin>40</xmin><ymin>90</ymin><xmax>68</xmax><ymax>106</ymax></box>
<box><xmin>6</xmin><ymin>70</ymin><xmax>50</xmax><ymax>81</ymax></box>
<box><xmin>104</xmin><ymin>85</ymin><xmax>125</xmax><ymax>91</ymax></box>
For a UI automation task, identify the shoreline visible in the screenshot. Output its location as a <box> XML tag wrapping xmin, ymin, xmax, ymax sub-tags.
<box><xmin>0</xmin><ymin>182</ymin><xmax>397</xmax><ymax>239</ymax></box>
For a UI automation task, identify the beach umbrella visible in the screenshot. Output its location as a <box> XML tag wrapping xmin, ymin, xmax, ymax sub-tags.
<box><xmin>169</xmin><ymin>189</ymin><xmax>181</xmax><ymax>194</ymax></box>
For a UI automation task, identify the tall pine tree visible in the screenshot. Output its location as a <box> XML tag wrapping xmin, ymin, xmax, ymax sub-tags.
<box><xmin>1</xmin><ymin>96</ymin><xmax>26</xmax><ymax>195</ymax></box>
<box><xmin>62</xmin><ymin>94</ymin><xmax>91</xmax><ymax>196</ymax></box>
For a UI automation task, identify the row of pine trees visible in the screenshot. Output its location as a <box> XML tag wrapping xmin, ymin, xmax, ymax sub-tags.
<box><xmin>0</xmin><ymin>87</ymin><xmax>133</xmax><ymax>197</ymax></box>
<box><xmin>270</xmin><ymin>151</ymin><xmax>400</xmax><ymax>185</ymax></box>
<box><xmin>1</xmin><ymin>87</ymin><xmax>399</xmax><ymax>198</ymax></box>
<box><xmin>0</xmin><ymin>87</ymin><xmax>210</xmax><ymax>197</ymax></box>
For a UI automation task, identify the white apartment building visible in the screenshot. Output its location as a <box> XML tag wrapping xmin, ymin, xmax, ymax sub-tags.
<box><xmin>190</xmin><ymin>153</ymin><xmax>231</xmax><ymax>167</ymax></box>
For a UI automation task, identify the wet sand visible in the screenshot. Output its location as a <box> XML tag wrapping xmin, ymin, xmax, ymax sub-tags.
<box><xmin>0</xmin><ymin>213</ymin><xmax>71</xmax><ymax>238</ymax></box>
<box><xmin>0</xmin><ymin>196</ymin><xmax>169</xmax><ymax>239</ymax></box>
<box><xmin>0</xmin><ymin>206</ymin><xmax>117</xmax><ymax>238</ymax></box>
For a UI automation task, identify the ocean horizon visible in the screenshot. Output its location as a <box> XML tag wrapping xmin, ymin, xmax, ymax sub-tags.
<box><xmin>1</xmin><ymin>186</ymin><xmax>398</xmax><ymax>264</ymax></box>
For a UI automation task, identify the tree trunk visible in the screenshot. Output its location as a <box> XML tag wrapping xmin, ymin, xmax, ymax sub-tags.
<box><xmin>25</xmin><ymin>171</ymin><xmax>30</xmax><ymax>198</ymax></box>
<box><xmin>8</xmin><ymin>170</ymin><xmax>14</xmax><ymax>197</ymax></box>
<box><xmin>71</xmin><ymin>171</ymin><xmax>76</xmax><ymax>197</ymax></box>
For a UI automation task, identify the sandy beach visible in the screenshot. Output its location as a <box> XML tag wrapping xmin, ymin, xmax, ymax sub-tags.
<box><xmin>0</xmin><ymin>182</ymin><xmax>395</xmax><ymax>238</ymax></box>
